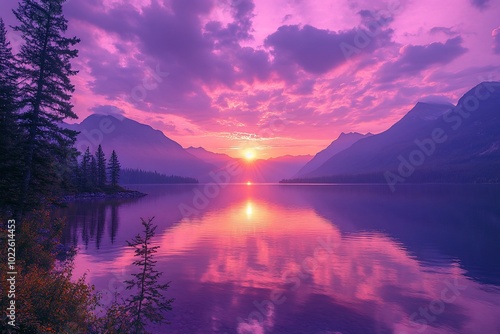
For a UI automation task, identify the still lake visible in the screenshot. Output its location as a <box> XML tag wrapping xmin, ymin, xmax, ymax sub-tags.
<box><xmin>60</xmin><ymin>184</ymin><xmax>500</xmax><ymax>334</ymax></box>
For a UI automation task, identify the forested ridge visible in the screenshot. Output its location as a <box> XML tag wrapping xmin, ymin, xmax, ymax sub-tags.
<box><xmin>121</xmin><ymin>168</ymin><xmax>199</xmax><ymax>184</ymax></box>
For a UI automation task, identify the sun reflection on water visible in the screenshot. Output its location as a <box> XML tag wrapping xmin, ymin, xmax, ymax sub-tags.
<box><xmin>245</xmin><ymin>201</ymin><xmax>253</xmax><ymax>218</ymax></box>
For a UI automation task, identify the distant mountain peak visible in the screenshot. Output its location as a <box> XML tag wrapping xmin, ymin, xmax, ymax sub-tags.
<box><xmin>299</xmin><ymin>81</ymin><xmax>500</xmax><ymax>182</ymax></box>
<box><xmin>414</xmin><ymin>101</ymin><xmax>452</xmax><ymax>107</ymax></box>
<box><xmin>83</xmin><ymin>113</ymin><xmax>123</xmax><ymax>122</ymax></box>
<box><xmin>187</xmin><ymin>146</ymin><xmax>206</xmax><ymax>151</ymax></box>
<box><xmin>295</xmin><ymin>131</ymin><xmax>371</xmax><ymax>177</ymax></box>
<box><xmin>186</xmin><ymin>146</ymin><xmax>230</xmax><ymax>156</ymax></box>
<box><xmin>405</xmin><ymin>102</ymin><xmax>453</xmax><ymax>121</ymax></box>
<box><xmin>458</xmin><ymin>81</ymin><xmax>500</xmax><ymax>104</ymax></box>
<box><xmin>337</xmin><ymin>132</ymin><xmax>365</xmax><ymax>140</ymax></box>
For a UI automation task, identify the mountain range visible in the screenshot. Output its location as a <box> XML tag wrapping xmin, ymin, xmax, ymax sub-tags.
<box><xmin>295</xmin><ymin>132</ymin><xmax>372</xmax><ymax>177</ymax></box>
<box><xmin>66</xmin><ymin>81</ymin><xmax>500</xmax><ymax>185</ymax></box>
<box><xmin>65</xmin><ymin>116</ymin><xmax>313</xmax><ymax>182</ymax></box>
<box><xmin>65</xmin><ymin>114</ymin><xmax>217</xmax><ymax>179</ymax></box>
<box><xmin>288</xmin><ymin>81</ymin><xmax>500</xmax><ymax>185</ymax></box>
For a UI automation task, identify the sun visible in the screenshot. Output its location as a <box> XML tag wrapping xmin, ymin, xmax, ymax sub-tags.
<box><xmin>244</xmin><ymin>149</ymin><xmax>256</xmax><ymax>161</ymax></box>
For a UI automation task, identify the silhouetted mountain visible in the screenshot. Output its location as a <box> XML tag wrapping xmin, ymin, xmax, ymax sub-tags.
<box><xmin>295</xmin><ymin>132</ymin><xmax>372</xmax><ymax>177</ymax></box>
<box><xmin>239</xmin><ymin>155</ymin><xmax>312</xmax><ymax>182</ymax></box>
<box><xmin>65</xmin><ymin>114</ymin><xmax>217</xmax><ymax>179</ymax></box>
<box><xmin>185</xmin><ymin>146</ymin><xmax>234</xmax><ymax>168</ymax></box>
<box><xmin>292</xmin><ymin>82</ymin><xmax>500</xmax><ymax>184</ymax></box>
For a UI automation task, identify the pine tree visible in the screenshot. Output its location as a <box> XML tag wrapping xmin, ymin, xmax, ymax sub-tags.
<box><xmin>124</xmin><ymin>218</ymin><xmax>174</xmax><ymax>333</ymax></box>
<box><xmin>90</xmin><ymin>155</ymin><xmax>97</xmax><ymax>189</ymax></box>
<box><xmin>81</xmin><ymin>147</ymin><xmax>91</xmax><ymax>190</ymax></box>
<box><xmin>108</xmin><ymin>150</ymin><xmax>121</xmax><ymax>188</ymax></box>
<box><xmin>13</xmin><ymin>0</ymin><xmax>80</xmax><ymax>210</ymax></box>
<box><xmin>0</xmin><ymin>18</ymin><xmax>23</xmax><ymax>212</ymax></box>
<box><xmin>96</xmin><ymin>144</ymin><xmax>106</xmax><ymax>187</ymax></box>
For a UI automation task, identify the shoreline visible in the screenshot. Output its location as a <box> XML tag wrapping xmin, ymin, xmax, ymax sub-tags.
<box><xmin>60</xmin><ymin>190</ymin><xmax>147</xmax><ymax>202</ymax></box>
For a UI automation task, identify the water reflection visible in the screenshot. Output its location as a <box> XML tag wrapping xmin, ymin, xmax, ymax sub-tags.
<box><xmin>59</xmin><ymin>185</ymin><xmax>500</xmax><ymax>334</ymax></box>
<box><xmin>61</xmin><ymin>200</ymin><xmax>119</xmax><ymax>249</ymax></box>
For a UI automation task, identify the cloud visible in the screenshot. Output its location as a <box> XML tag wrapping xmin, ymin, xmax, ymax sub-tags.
<box><xmin>87</xmin><ymin>49</ymin><xmax>144</xmax><ymax>100</ymax></box>
<box><xmin>64</xmin><ymin>0</ymin><xmax>269</xmax><ymax>122</ymax></box>
<box><xmin>429</xmin><ymin>26</ymin><xmax>458</xmax><ymax>36</ymax></box>
<box><xmin>358</xmin><ymin>9</ymin><xmax>394</xmax><ymax>28</ymax></box>
<box><xmin>377</xmin><ymin>36</ymin><xmax>468</xmax><ymax>82</ymax></box>
<box><xmin>150</xmin><ymin>119</ymin><xmax>177</xmax><ymax>133</ymax></box>
<box><xmin>205</xmin><ymin>0</ymin><xmax>255</xmax><ymax>48</ymax></box>
<box><xmin>428</xmin><ymin>65</ymin><xmax>500</xmax><ymax>93</ymax></box>
<box><xmin>91</xmin><ymin>105</ymin><xmax>126</xmax><ymax>117</ymax></box>
<box><xmin>264</xmin><ymin>24</ymin><xmax>392</xmax><ymax>75</ymax></box>
<box><xmin>290</xmin><ymin>79</ymin><xmax>316</xmax><ymax>95</ymax></box>
<box><xmin>282</xmin><ymin>14</ymin><xmax>293</xmax><ymax>23</ymax></box>
<box><xmin>493</xmin><ymin>27</ymin><xmax>500</xmax><ymax>54</ymax></box>
<box><xmin>470</xmin><ymin>0</ymin><xmax>491</xmax><ymax>9</ymax></box>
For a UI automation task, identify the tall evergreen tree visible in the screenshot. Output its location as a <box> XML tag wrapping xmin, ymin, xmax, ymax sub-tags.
<box><xmin>13</xmin><ymin>0</ymin><xmax>80</xmax><ymax>210</ymax></box>
<box><xmin>0</xmin><ymin>18</ymin><xmax>23</xmax><ymax>212</ymax></box>
<box><xmin>81</xmin><ymin>147</ymin><xmax>91</xmax><ymax>190</ymax></box>
<box><xmin>108</xmin><ymin>150</ymin><xmax>120</xmax><ymax>187</ymax></box>
<box><xmin>96</xmin><ymin>144</ymin><xmax>106</xmax><ymax>187</ymax></box>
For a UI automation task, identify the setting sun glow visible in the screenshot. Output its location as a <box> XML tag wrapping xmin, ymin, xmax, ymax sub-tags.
<box><xmin>244</xmin><ymin>149</ymin><xmax>256</xmax><ymax>161</ymax></box>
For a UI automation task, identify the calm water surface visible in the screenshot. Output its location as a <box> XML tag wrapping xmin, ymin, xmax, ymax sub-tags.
<box><xmin>60</xmin><ymin>184</ymin><xmax>500</xmax><ymax>334</ymax></box>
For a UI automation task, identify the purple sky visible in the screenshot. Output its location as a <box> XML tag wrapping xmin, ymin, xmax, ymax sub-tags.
<box><xmin>2</xmin><ymin>0</ymin><xmax>500</xmax><ymax>158</ymax></box>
